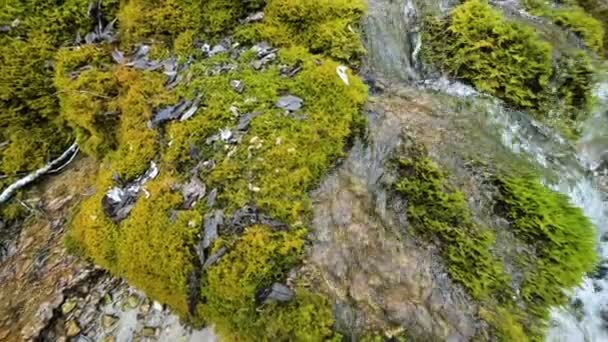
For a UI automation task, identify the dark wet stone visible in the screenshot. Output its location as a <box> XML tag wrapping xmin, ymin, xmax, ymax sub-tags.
<box><xmin>276</xmin><ymin>95</ymin><xmax>304</xmax><ymax>111</ymax></box>
<box><xmin>256</xmin><ymin>283</ymin><xmax>294</xmax><ymax>303</ymax></box>
<box><xmin>224</xmin><ymin>205</ymin><xmax>288</xmax><ymax>234</ymax></box>
<box><xmin>281</xmin><ymin>64</ymin><xmax>303</xmax><ymax>78</ymax></box>
<box><xmin>602</xmin><ymin>232</ymin><xmax>608</xmax><ymax>243</ymax></box>
<box><xmin>237</xmin><ymin>112</ymin><xmax>262</xmax><ymax>131</ymax></box>
<box><xmin>0</xmin><ymin>25</ymin><xmax>11</xmax><ymax>33</ymax></box>
<box><xmin>102</xmin><ymin>190</ymin><xmax>137</xmax><ymax>223</ymax></box>
<box><xmin>601</xmin><ymin>308</ymin><xmax>608</xmax><ymax>323</ymax></box>
<box><xmin>202</xmin><ymin>210</ymin><xmax>223</xmax><ymax>250</ymax></box>
<box><xmin>202</xmin><ymin>247</ymin><xmax>228</xmax><ymax>270</ymax></box>
<box><xmin>252</xmin><ymin>53</ymin><xmax>277</xmax><ymax>70</ymax></box>
<box><xmin>592</xmin><ymin>262</ymin><xmax>608</xmax><ymax>279</ymax></box>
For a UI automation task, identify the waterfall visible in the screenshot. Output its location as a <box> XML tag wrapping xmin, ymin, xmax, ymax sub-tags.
<box><xmin>362</xmin><ymin>0</ymin><xmax>608</xmax><ymax>340</ymax></box>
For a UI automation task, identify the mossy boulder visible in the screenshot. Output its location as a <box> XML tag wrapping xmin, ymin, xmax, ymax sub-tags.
<box><xmin>423</xmin><ymin>0</ymin><xmax>598</xmax><ymax>139</ymax></box>
<box><xmin>394</xmin><ymin>144</ymin><xmax>597</xmax><ymax>340</ymax></box>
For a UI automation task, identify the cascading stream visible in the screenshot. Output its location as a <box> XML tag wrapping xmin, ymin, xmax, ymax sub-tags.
<box><xmin>361</xmin><ymin>0</ymin><xmax>608</xmax><ymax>340</ymax></box>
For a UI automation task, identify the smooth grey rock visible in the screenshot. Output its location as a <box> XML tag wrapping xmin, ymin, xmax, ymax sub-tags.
<box><xmin>237</xmin><ymin>112</ymin><xmax>262</xmax><ymax>131</ymax></box>
<box><xmin>202</xmin><ymin>210</ymin><xmax>223</xmax><ymax>250</ymax></box>
<box><xmin>256</xmin><ymin>283</ymin><xmax>294</xmax><ymax>303</ymax></box>
<box><xmin>111</xmin><ymin>49</ymin><xmax>125</xmax><ymax>64</ymax></box>
<box><xmin>276</xmin><ymin>95</ymin><xmax>304</xmax><ymax>111</ymax></box>
<box><xmin>207</xmin><ymin>188</ymin><xmax>218</xmax><ymax>208</ymax></box>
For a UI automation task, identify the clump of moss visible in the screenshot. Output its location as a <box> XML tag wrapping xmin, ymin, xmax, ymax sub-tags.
<box><xmin>117</xmin><ymin>176</ymin><xmax>201</xmax><ymax>316</ymax></box>
<box><xmin>423</xmin><ymin>0</ymin><xmax>598</xmax><ymax>139</ymax></box>
<box><xmin>199</xmin><ymin>225</ymin><xmax>338</xmax><ymax>341</ymax></box>
<box><xmin>239</xmin><ymin>0</ymin><xmax>367</xmax><ymax>62</ymax></box>
<box><xmin>574</xmin><ymin>0</ymin><xmax>608</xmax><ymax>56</ymax></box>
<box><xmin>423</xmin><ymin>0</ymin><xmax>553</xmax><ymax>109</ymax></box>
<box><xmin>55</xmin><ymin>45</ymin><xmax>119</xmax><ymax>157</ymax></box>
<box><xmin>496</xmin><ymin>176</ymin><xmax>597</xmax><ymax>319</ymax></box>
<box><xmin>394</xmin><ymin>145</ymin><xmax>510</xmax><ymax>300</ymax></box>
<box><xmin>0</xmin><ymin>0</ymin><xmax>99</xmax><ymax>181</ymax></box>
<box><xmin>117</xmin><ymin>0</ymin><xmax>204</xmax><ymax>45</ymax></box>
<box><xmin>394</xmin><ymin>144</ymin><xmax>598</xmax><ymax>339</ymax></box>
<box><xmin>525</xmin><ymin>0</ymin><xmax>605</xmax><ymax>53</ymax></box>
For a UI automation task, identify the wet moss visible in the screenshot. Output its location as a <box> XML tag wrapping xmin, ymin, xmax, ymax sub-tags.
<box><xmin>117</xmin><ymin>176</ymin><xmax>201</xmax><ymax>316</ymax></box>
<box><xmin>394</xmin><ymin>144</ymin><xmax>598</xmax><ymax>339</ymax></box>
<box><xmin>238</xmin><ymin>0</ymin><xmax>367</xmax><ymax>62</ymax></box>
<box><xmin>0</xmin><ymin>0</ymin><xmax>96</xmax><ymax>180</ymax></box>
<box><xmin>117</xmin><ymin>0</ymin><xmax>204</xmax><ymax>45</ymax></box>
<box><xmin>423</xmin><ymin>0</ymin><xmax>553</xmax><ymax>110</ymax></box>
<box><xmin>496</xmin><ymin>176</ymin><xmax>597</xmax><ymax>321</ymax></box>
<box><xmin>525</xmin><ymin>0</ymin><xmax>605</xmax><ymax>53</ymax></box>
<box><xmin>394</xmin><ymin>146</ymin><xmax>510</xmax><ymax>300</ymax></box>
<box><xmin>199</xmin><ymin>225</ymin><xmax>338</xmax><ymax>341</ymax></box>
<box><xmin>423</xmin><ymin>0</ymin><xmax>597</xmax><ymax>139</ymax></box>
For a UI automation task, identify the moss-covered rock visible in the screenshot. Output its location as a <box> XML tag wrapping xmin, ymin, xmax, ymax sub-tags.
<box><xmin>0</xmin><ymin>0</ymin><xmax>101</xmax><ymax>181</ymax></box>
<box><xmin>394</xmin><ymin>143</ymin><xmax>598</xmax><ymax>340</ymax></box>
<box><xmin>237</xmin><ymin>0</ymin><xmax>367</xmax><ymax>62</ymax></box>
<box><xmin>423</xmin><ymin>0</ymin><xmax>598</xmax><ymax>139</ymax></box>
<box><xmin>525</xmin><ymin>0</ymin><xmax>605</xmax><ymax>53</ymax></box>
<box><xmin>496</xmin><ymin>176</ymin><xmax>597</xmax><ymax>320</ymax></box>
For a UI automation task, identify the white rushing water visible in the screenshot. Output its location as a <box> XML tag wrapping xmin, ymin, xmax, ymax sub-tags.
<box><xmin>419</xmin><ymin>77</ymin><xmax>608</xmax><ymax>341</ymax></box>
<box><xmin>482</xmin><ymin>82</ymin><xmax>608</xmax><ymax>342</ymax></box>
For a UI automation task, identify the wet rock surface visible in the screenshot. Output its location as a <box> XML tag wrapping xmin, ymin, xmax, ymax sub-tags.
<box><xmin>310</xmin><ymin>90</ymin><xmax>483</xmax><ymax>340</ymax></box>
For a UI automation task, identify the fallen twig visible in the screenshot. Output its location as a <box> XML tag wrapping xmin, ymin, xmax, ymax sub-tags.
<box><xmin>0</xmin><ymin>142</ymin><xmax>79</xmax><ymax>204</ymax></box>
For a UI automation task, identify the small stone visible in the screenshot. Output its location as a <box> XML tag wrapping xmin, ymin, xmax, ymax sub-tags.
<box><xmin>66</xmin><ymin>321</ymin><xmax>81</xmax><ymax>337</ymax></box>
<box><xmin>127</xmin><ymin>295</ymin><xmax>140</xmax><ymax>309</ymax></box>
<box><xmin>230</xmin><ymin>80</ymin><xmax>245</xmax><ymax>93</ymax></box>
<box><xmin>102</xmin><ymin>315</ymin><xmax>118</xmax><ymax>330</ymax></box>
<box><xmin>140</xmin><ymin>302</ymin><xmax>151</xmax><ymax>315</ymax></box>
<box><xmin>142</xmin><ymin>327</ymin><xmax>157</xmax><ymax>337</ymax></box>
<box><xmin>102</xmin><ymin>294</ymin><xmax>113</xmax><ymax>306</ymax></box>
<box><xmin>242</xmin><ymin>11</ymin><xmax>264</xmax><ymax>23</ymax></box>
<box><xmin>256</xmin><ymin>283</ymin><xmax>294</xmax><ymax>303</ymax></box>
<box><xmin>152</xmin><ymin>301</ymin><xmax>163</xmax><ymax>312</ymax></box>
<box><xmin>276</xmin><ymin>95</ymin><xmax>304</xmax><ymax>111</ymax></box>
<box><xmin>601</xmin><ymin>307</ymin><xmax>608</xmax><ymax>323</ymax></box>
<box><xmin>61</xmin><ymin>298</ymin><xmax>78</xmax><ymax>315</ymax></box>
<box><xmin>601</xmin><ymin>232</ymin><xmax>608</xmax><ymax>242</ymax></box>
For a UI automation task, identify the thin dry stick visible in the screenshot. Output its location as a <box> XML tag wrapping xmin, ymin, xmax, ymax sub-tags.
<box><xmin>0</xmin><ymin>142</ymin><xmax>79</xmax><ymax>204</ymax></box>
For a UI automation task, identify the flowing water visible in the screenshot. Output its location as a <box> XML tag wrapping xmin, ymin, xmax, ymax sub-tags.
<box><xmin>353</xmin><ymin>0</ymin><xmax>608</xmax><ymax>340</ymax></box>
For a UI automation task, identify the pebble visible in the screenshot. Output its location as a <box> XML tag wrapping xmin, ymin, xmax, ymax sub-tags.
<box><xmin>152</xmin><ymin>301</ymin><xmax>163</xmax><ymax>312</ymax></box>
<box><xmin>61</xmin><ymin>298</ymin><xmax>78</xmax><ymax>315</ymax></box>
<box><xmin>127</xmin><ymin>295</ymin><xmax>140</xmax><ymax>309</ymax></box>
<box><xmin>66</xmin><ymin>321</ymin><xmax>81</xmax><ymax>337</ymax></box>
<box><xmin>102</xmin><ymin>315</ymin><xmax>118</xmax><ymax>330</ymax></box>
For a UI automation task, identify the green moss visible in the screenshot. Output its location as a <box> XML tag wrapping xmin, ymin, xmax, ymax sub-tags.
<box><xmin>117</xmin><ymin>0</ymin><xmax>204</xmax><ymax>45</ymax></box>
<box><xmin>68</xmin><ymin>166</ymin><xmax>119</xmax><ymax>269</ymax></box>
<box><xmin>244</xmin><ymin>0</ymin><xmax>367</xmax><ymax>62</ymax></box>
<box><xmin>199</xmin><ymin>225</ymin><xmax>337</xmax><ymax>341</ymax></box>
<box><xmin>394</xmin><ymin>145</ymin><xmax>510</xmax><ymax>300</ymax></box>
<box><xmin>423</xmin><ymin>0</ymin><xmax>553</xmax><ymax>109</ymax></box>
<box><xmin>573</xmin><ymin>0</ymin><xmax>608</xmax><ymax>55</ymax></box>
<box><xmin>496</xmin><ymin>176</ymin><xmax>597</xmax><ymax>320</ymax></box>
<box><xmin>525</xmin><ymin>0</ymin><xmax>605</xmax><ymax>53</ymax></box>
<box><xmin>55</xmin><ymin>45</ymin><xmax>119</xmax><ymax>157</ymax></box>
<box><xmin>423</xmin><ymin>0</ymin><xmax>597</xmax><ymax>139</ymax></box>
<box><xmin>0</xmin><ymin>0</ymin><xmax>97</xmax><ymax>178</ymax></box>
<box><xmin>117</xmin><ymin>176</ymin><xmax>200</xmax><ymax>316</ymax></box>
